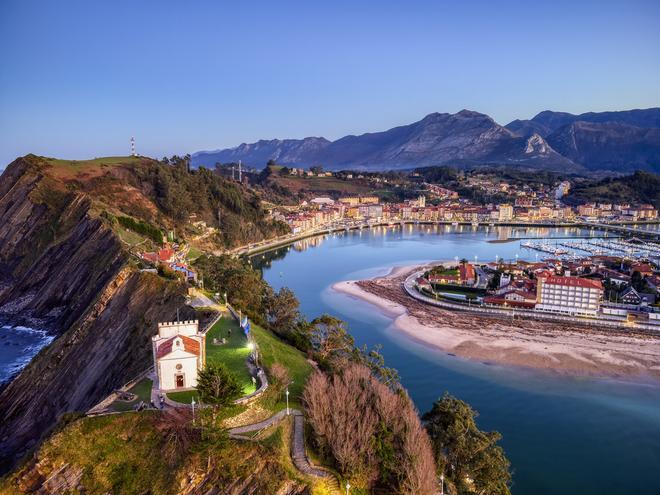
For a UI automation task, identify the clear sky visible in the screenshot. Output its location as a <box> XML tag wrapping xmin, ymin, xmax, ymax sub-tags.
<box><xmin>1</xmin><ymin>0</ymin><xmax>659</xmax><ymax>165</ymax></box>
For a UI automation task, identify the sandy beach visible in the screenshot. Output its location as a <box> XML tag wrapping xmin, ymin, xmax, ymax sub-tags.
<box><xmin>332</xmin><ymin>265</ymin><xmax>660</xmax><ymax>379</ymax></box>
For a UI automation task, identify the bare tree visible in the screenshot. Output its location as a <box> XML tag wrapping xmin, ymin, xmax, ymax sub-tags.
<box><xmin>303</xmin><ymin>364</ymin><xmax>436</xmax><ymax>493</ymax></box>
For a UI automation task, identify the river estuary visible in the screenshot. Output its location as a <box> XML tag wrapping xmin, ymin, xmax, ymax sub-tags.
<box><xmin>254</xmin><ymin>224</ymin><xmax>660</xmax><ymax>495</ymax></box>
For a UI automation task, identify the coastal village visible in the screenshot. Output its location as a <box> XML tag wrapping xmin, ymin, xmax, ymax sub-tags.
<box><xmin>266</xmin><ymin>169</ymin><xmax>658</xmax><ymax>234</ymax></box>
<box><xmin>415</xmin><ymin>255</ymin><xmax>660</xmax><ymax>329</ymax></box>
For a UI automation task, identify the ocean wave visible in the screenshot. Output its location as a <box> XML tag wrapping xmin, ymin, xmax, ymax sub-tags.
<box><xmin>0</xmin><ymin>325</ymin><xmax>54</xmax><ymax>384</ymax></box>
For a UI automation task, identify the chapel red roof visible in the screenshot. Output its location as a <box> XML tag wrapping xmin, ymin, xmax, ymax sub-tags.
<box><xmin>156</xmin><ymin>335</ymin><xmax>201</xmax><ymax>359</ymax></box>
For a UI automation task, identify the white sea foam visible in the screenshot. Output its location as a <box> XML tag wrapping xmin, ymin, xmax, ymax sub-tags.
<box><xmin>0</xmin><ymin>325</ymin><xmax>54</xmax><ymax>383</ymax></box>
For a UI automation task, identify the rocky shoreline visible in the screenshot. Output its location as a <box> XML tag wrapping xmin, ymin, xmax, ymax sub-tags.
<box><xmin>332</xmin><ymin>265</ymin><xmax>660</xmax><ymax>380</ymax></box>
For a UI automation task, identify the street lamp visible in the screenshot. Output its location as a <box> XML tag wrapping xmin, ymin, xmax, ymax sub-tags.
<box><xmin>285</xmin><ymin>388</ymin><xmax>290</xmax><ymax>415</ymax></box>
<box><xmin>191</xmin><ymin>397</ymin><xmax>196</xmax><ymax>424</ymax></box>
<box><xmin>224</xmin><ymin>292</ymin><xmax>227</xmax><ymax>305</ymax></box>
<box><xmin>440</xmin><ymin>473</ymin><xmax>444</xmax><ymax>495</ymax></box>
<box><xmin>346</xmin><ymin>482</ymin><xmax>350</xmax><ymax>495</ymax></box>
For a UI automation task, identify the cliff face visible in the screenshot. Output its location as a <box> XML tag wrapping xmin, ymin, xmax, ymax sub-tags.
<box><xmin>0</xmin><ymin>156</ymin><xmax>126</xmax><ymax>332</ymax></box>
<box><xmin>0</xmin><ymin>156</ymin><xmax>190</xmax><ymax>471</ymax></box>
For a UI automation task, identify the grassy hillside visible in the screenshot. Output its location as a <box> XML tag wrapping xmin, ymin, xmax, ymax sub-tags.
<box><xmin>26</xmin><ymin>154</ymin><xmax>288</xmax><ymax>248</ymax></box>
<box><xmin>0</xmin><ymin>412</ymin><xmax>307</xmax><ymax>495</ymax></box>
<box><xmin>565</xmin><ymin>170</ymin><xmax>660</xmax><ymax>208</ymax></box>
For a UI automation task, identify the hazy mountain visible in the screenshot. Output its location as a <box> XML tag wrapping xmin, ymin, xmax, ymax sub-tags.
<box><xmin>506</xmin><ymin>108</ymin><xmax>660</xmax><ymax>138</ymax></box>
<box><xmin>193</xmin><ymin>137</ymin><xmax>330</xmax><ymax>168</ymax></box>
<box><xmin>193</xmin><ymin>110</ymin><xmax>573</xmax><ymax>171</ymax></box>
<box><xmin>546</xmin><ymin>121</ymin><xmax>660</xmax><ymax>172</ymax></box>
<box><xmin>192</xmin><ymin>107</ymin><xmax>660</xmax><ymax>174</ymax></box>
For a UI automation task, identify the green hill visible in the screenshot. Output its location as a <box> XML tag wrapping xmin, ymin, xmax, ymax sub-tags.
<box><xmin>565</xmin><ymin>170</ymin><xmax>660</xmax><ymax>208</ymax></box>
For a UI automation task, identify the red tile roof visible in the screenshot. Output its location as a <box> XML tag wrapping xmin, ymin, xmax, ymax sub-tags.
<box><xmin>156</xmin><ymin>335</ymin><xmax>201</xmax><ymax>359</ymax></box>
<box><xmin>543</xmin><ymin>276</ymin><xmax>603</xmax><ymax>290</ymax></box>
<box><xmin>158</xmin><ymin>248</ymin><xmax>174</xmax><ymax>262</ymax></box>
<box><xmin>460</xmin><ymin>263</ymin><xmax>476</xmax><ymax>283</ymax></box>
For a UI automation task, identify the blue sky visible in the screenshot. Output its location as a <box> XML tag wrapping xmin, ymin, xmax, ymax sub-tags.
<box><xmin>1</xmin><ymin>0</ymin><xmax>659</xmax><ymax>165</ymax></box>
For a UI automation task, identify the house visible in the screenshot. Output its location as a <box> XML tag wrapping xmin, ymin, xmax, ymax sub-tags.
<box><xmin>620</xmin><ymin>286</ymin><xmax>642</xmax><ymax>305</ymax></box>
<box><xmin>459</xmin><ymin>263</ymin><xmax>476</xmax><ymax>285</ymax></box>
<box><xmin>596</xmin><ymin>267</ymin><xmax>630</xmax><ymax>286</ymax></box>
<box><xmin>618</xmin><ymin>286</ymin><xmax>657</xmax><ymax>306</ymax></box>
<box><xmin>170</xmin><ymin>263</ymin><xmax>197</xmax><ymax>282</ymax></box>
<box><xmin>152</xmin><ymin>320</ymin><xmax>205</xmax><ymax>391</ymax></box>
<box><xmin>484</xmin><ymin>289</ymin><xmax>537</xmax><ymax>309</ymax></box>
<box><xmin>630</xmin><ymin>263</ymin><xmax>654</xmax><ymax>277</ymax></box>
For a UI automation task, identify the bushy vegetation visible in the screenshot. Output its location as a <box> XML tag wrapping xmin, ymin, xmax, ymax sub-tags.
<box><xmin>195</xmin><ymin>255</ymin><xmax>271</xmax><ymax>326</ymax></box>
<box><xmin>566</xmin><ymin>170</ymin><xmax>660</xmax><ymax>208</ymax></box>
<box><xmin>197</xmin><ymin>363</ymin><xmax>243</xmax><ymax>419</ymax></box>
<box><xmin>0</xmin><ymin>411</ymin><xmax>298</xmax><ymax>495</ymax></box>
<box><xmin>133</xmin><ymin>156</ymin><xmax>288</xmax><ymax>247</ymax></box>
<box><xmin>303</xmin><ymin>364</ymin><xmax>437</xmax><ymax>493</ymax></box>
<box><xmin>424</xmin><ymin>394</ymin><xmax>512</xmax><ymax>495</ymax></box>
<box><xmin>115</xmin><ymin>214</ymin><xmax>163</xmax><ymax>244</ymax></box>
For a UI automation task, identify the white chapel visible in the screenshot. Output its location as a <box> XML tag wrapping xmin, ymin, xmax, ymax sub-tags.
<box><xmin>152</xmin><ymin>320</ymin><xmax>206</xmax><ymax>391</ymax></box>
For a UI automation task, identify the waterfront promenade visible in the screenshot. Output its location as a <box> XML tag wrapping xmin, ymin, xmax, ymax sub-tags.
<box><xmin>229</xmin><ymin>219</ymin><xmax>660</xmax><ymax>257</ymax></box>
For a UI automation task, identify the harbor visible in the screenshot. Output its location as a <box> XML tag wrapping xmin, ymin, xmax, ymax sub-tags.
<box><xmin>521</xmin><ymin>237</ymin><xmax>660</xmax><ymax>263</ymax></box>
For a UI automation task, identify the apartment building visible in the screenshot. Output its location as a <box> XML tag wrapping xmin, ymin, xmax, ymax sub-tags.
<box><xmin>536</xmin><ymin>276</ymin><xmax>603</xmax><ymax>317</ymax></box>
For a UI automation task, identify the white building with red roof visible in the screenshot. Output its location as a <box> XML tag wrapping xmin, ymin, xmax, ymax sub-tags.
<box><xmin>536</xmin><ymin>276</ymin><xmax>603</xmax><ymax>317</ymax></box>
<box><xmin>152</xmin><ymin>320</ymin><xmax>206</xmax><ymax>391</ymax></box>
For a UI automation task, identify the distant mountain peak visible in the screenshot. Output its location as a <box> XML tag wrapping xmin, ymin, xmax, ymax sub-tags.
<box><xmin>192</xmin><ymin>108</ymin><xmax>660</xmax><ymax>174</ymax></box>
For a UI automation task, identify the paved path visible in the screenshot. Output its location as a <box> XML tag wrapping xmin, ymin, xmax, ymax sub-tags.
<box><xmin>228</xmin><ymin>409</ymin><xmax>332</xmax><ymax>480</ymax></box>
<box><xmin>228</xmin><ymin>409</ymin><xmax>289</xmax><ymax>438</ymax></box>
<box><xmin>290</xmin><ymin>412</ymin><xmax>331</xmax><ymax>478</ymax></box>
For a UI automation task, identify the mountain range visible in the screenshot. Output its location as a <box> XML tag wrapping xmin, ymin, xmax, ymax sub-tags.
<box><xmin>192</xmin><ymin>108</ymin><xmax>660</xmax><ymax>174</ymax></box>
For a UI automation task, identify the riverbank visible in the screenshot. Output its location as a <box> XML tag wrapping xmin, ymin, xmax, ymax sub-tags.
<box><xmin>332</xmin><ymin>265</ymin><xmax>660</xmax><ymax>379</ymax></box>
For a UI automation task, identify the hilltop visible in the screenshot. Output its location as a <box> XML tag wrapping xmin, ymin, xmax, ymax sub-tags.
<box><xmin>0</xmin><ymin>154</ymin><xmax>286</xmax><ymax>470</ymax></box>
<box><xmin>565</xmin><ymin>170</ymin><xmax>660</xmax><ymax>208</ymax></box>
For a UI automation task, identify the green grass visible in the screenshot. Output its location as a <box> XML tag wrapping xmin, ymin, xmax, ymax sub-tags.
<box><xmin>187</xmin><ymin>246</ymin><xmax>204</xmax><ymax>260</ymax></box>
<box><xmin>116</xmin><ymin>226</ymin><xmax>147</xmax><ymax>246</ymax></box>
<box><xmin>168</xmin><ymin>316</ymin><xmax>256</xmax><ymax>404</ymax></box>
<box><xmin>428</xmin><ymin>267</ymin><xmax>459</xmax><ymax>277</ymax></box>
<box><xmin>110</xmin><ymin>378</ymin><xmax>153</xmax><ymax>412</ymax></box>
<box><xmin>34</xmin><ymin>412</ymin><xmax>176</xmax><ymax>495</ymax></box>
<box><xmin>45</xmin><ymin>155</ymin><xmax>142</xmax><ymax>168</ymax></box>
<box><xmin>251</xmin><ymin>323</ymin><xmax>313</xmax><ymax>409</ymax></box>
<box><xmin>206</xmin><ymin>317</ymin><xmax>256</xmax><ymax>394</ymax></box>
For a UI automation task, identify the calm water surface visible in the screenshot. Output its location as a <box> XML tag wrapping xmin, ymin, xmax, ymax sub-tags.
<box><xmin>256</xmin><ymin>225</ymin><xmax>660</xmax><ymax>495</ymax></box>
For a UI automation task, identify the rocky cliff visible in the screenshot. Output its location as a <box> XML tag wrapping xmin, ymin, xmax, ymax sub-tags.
<box><xmin>0</xmin><ymin>156</ymin><xmax>191</xmax><ymax>471</ymax></box>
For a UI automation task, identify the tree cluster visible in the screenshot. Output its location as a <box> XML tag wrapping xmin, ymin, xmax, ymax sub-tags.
<box><xmin>132</xmin><ymin>157</ymin><xmax>288</xmax><ymax>247</ymax></box>
<box><xmin>423</xmin><ymin>393</ymin><xmax>512</xmax><ymax>495</ymax></box>
<box><xmin>303</xmin><ymin>364</ymin><xmax>437</xmax><ymax>493</ymax></box>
